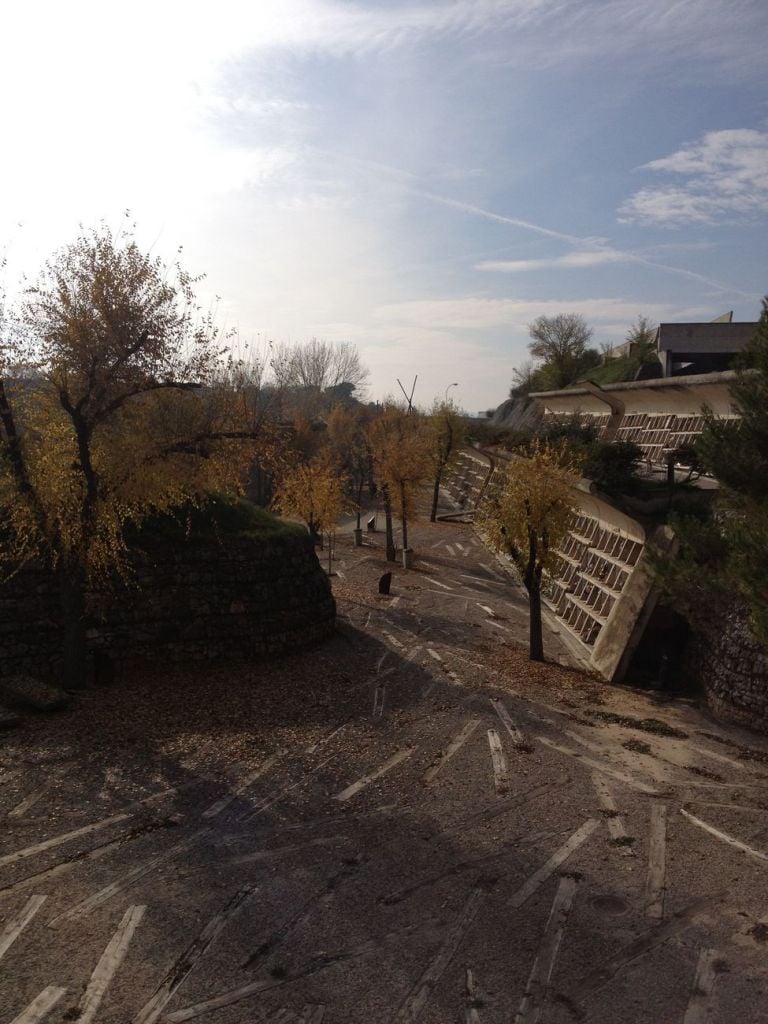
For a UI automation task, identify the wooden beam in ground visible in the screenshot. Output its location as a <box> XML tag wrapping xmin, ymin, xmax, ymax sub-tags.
<box><xmin>423</xmin><ymin>719</ymin><xmax>481</xmax><ymax>785</ymax></box>
<box><xmin>242</xmin><ymin>750</ymin><xmax>339</xmax><ymax>823</ymax></box>
<box><xmin>487</xmin><ymin>730</ymin><xmax>510</xmax><ymax>794</ymax></box>
<box><xmin>166</xmin><ymin>923</ymin><xmax>429</xmax><ymax>1022</ymax></box>
<box><xmin>305</xmin><ymin>723</ymin><xmax>347</xmax><ymax>755</ymax></box>
<box><xmin>515</xmin><ymin>875</ymin><xmax>578</xmax><ymax>1024</ymax></box>
<box><xmin>0</xmin><ymin>895</ymin><xmax>47</xmax><ymax>963</ymax></box>
<box><xmin>680</xmin><ymin>808</ymin><xmax>768</xmax><ymax>864</ymax></box>
<box><xmin>645</xmin><ymin>803</ymin><xmax>668</xmax><ymax>919</ymax></box>
<box><xmin>574</xmin><ymin>896</ymin><xmax>719</xmax><ymax>1000</ymax></box>
<box><xmin>49</xmin><ymin>830</ymin><xmax>208</xmax><ymax>925</ymax></box>
<box><xmin>0</xmin><ymin>820</ymin><xmax>173</xmax><ymax>899</ymax></box>
<box><xmin>298</xmin><ymin>1007</ymin><xmax>325</xmax><ymax>1024</ymax></box>
<box><xmin>682</xmin><ymin>948</ymin><xmax>720</xmax><ymax>1024</ymax></box>
<box><xmin>202</xmin><ymin>753</ymin><xmax>283</xmax><ymax>818</ymax></box>
<box><xmin>7</xmin><ymin>773</ymin><xmax>62</xmax><ymax>818</ymax></box>
<box><xmin>491</xmin><ymin>699</ymin><xmax>527</xmax><ymax>748</ymax></box>
<box><xmin>381</xmin><ymin>844</ymin><xmax>524</xmax><ymax>907</ymax></box>
<box><xmin>591</xmin><ymin>773</ymin><xmax>635</xmax><ymax>856</ymax></box>
<box><xmin>231</xmin><ymin>836</ymin><xmax>346</xmax><ymax>863</ymax></box>
<box><xmin>509</xmin><ymin>819</ymin><xmax>599</xmax><ymax>909</ymax></box>
<box><xmin>390</xmin><ymin>888</ymin><xmax>486</xmax><ymax>1022</ymax></box>
<box><xmin>0</xmin><ymin>813</ymin><xmax>130</xmax><ymax>870</ymax></box>
<box><xmin>78</xmin><ymin>905</ymin><xmax>146</xmax><ymax>1024</ymax></box>
<box><xmin>334</xmin><ymin>748</ymin><xmax>415</xmax><ymax>802</ymax></box>
<box><xmin>537</xmin><ymin>737</ymin><xmax>663</xmax><ymax>795</ymax></box>
<box><xmin>9</xmin><ymin>986</ymin><xmax>66</xmax><ymax>1024</ymax></box>
<box><xmin>464</xmin><ymin>969</ymin><xmax>482</xmax><ymax>1024</ymax></box>
<box><xmin>133</xmin><ymin>886</ymin><xmax>257</xmax><ymax>1024</ymax></box>
<box><xmin>428</xmin><ymin>578</ymin><xmax>453</xmax><ymax>591</ymax></box>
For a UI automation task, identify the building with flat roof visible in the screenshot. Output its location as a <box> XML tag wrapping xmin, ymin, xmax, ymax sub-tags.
<box><xmin>655</xmin><ymin>320</ymin><xmax>757</xmax><ymax>377</ymax></box>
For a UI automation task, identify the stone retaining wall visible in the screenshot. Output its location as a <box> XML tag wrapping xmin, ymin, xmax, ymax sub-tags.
<box><xmin>0</xmin><ymin>534</ymin><xmax>336</xmax><ymax>679</ymax></box>
<box><xmin>684</xmin><ymin>603</ymin><xmax>768</xmax><ymax>733</ymax></box>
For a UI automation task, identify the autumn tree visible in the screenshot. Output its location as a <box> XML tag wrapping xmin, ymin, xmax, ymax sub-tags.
<box><xmin>273</xmin><ymin>451</ymin><xmax>348</xmax><ymax>569</ymax></box>
<box><xmin>368</xmin><ymin>405</ymin><xmax>431</xmax><ymax>564</ymax></box>
<box><xmin>427</xmin><ymin>398</ymin><xmax>464</xmax><ymax>522</ymax></box>
<box><xmin>326</xmin><ymin>403</ymin><xmax>372</xmax><ymax>537</ymax></box>
<box><xmin>0</xmin><ymin>226</ymin><xmax>271</xmax><ymax>686</ymax></box>
<box><xmin>478</xmin><ymin>443</ymin><xmax>579</xmax><ymax>660</ymax></box>
<box><xmin>527</xmin><ymin>313</ymin><xmax>600</xmax><ymax>389</ymax></box>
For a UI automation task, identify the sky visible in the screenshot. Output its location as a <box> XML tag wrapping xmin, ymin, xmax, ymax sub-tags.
<box><xmin>1</xmin><ymin>0</ymin><xmax>767</xmax><ymax>414</ymax></box>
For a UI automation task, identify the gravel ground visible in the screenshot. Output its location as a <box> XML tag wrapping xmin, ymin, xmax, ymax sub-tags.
<box><xmin>1</xmin><ymin>510</ymin><xmax>768</xmax><ymax>1023</ymax></box>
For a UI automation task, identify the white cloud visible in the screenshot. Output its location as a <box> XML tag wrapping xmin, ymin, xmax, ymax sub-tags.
<box><xmin>375</xmin><ymin>296</ymin><xmax>713</xmax><ymax>331</ymax></box>
<box><xmin>474</xmin><ymin>244</ymin><xmax>755</xmax><ymax>298</ymax></box>
<box><xmin>476</xmin><ymin>250</ymin><xmax>629</xmax><ymax>272</ymax></box>
<box><xmin>3</xmin><ymin>1</ymin><xmax>762</xmax><ymax>99</ymax></box>
<box><xmin>205</xmin><ymin>0</ymin><xmax>764</xmax><ymax>76</ymax></box>
<box><xmin>412</xmin><ymin>191</ymin><xmax>583</xmax><ymax>244</ymax></box>
<box><xmin>96</xmin><ymin>0</ymin><xmax>761</xmax><ymax>70</ymax></box>
<box><xmin>619</xmin><ymin>129</ymin><xmax>768</xmax><ymax>225</ymax></box>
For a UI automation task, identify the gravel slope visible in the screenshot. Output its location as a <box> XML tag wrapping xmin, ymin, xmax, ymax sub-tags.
<box><xmin>1</xmin><ymin>516</ymin><xmax>767</xmax><ymax>1023</ymax></box>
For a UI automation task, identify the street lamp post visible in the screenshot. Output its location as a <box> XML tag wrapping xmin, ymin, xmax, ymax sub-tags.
<box><xmin>444</xmin><ymin>382</ymin><xmax>458</xmax><ymax>403</ymax></box>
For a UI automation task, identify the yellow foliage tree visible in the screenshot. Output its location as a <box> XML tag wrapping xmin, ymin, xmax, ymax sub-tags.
<box><xmin>368</xmin><ymin>405</ymin><xmax>431</xmax><ymax>560</ymax></box>
<box><xmin>478</xmin><ymin>443</ymin><xmax>579</xmax><ymax>661</ymax></box>
<box><xmin>427</xmin><ymin>398</ymin><xmax>464</xmax><ymax>522</ymax></box>
<box><xmin>0</xmin><ymin>225</ymin><xmax>274</xmax><ymax>686</ymax></box>
<box><xmin>273</xmin><ymin>452</ymin><xmax>349</xmax><ymax>568</ymax></box>
<box><xmin>326</xmin><ymin>403</ymin><xmax>372</xmax><ymax>533</ymax></box>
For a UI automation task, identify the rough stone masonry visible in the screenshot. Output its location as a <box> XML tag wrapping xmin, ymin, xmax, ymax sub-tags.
<box><xmin>0</xmin><ymin>533</ymin><xmax>336</xmax><ymax>680</ymax></box>
<box><xmin>684</xmin><ymin>601</ymin><xmax>768</xmax><ymax>734</ymax></box>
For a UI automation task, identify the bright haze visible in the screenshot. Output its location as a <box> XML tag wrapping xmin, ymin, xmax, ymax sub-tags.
<box><xmin>2</xmin><ymin>1</ymin><xmax>767</xmax><ymax>413</ymax></box>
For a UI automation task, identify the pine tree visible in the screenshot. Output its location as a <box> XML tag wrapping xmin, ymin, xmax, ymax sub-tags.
<box><xmin>696</xmin><ymin>298</ymin><xmax>768</xmax><ymax>641</ymax></box>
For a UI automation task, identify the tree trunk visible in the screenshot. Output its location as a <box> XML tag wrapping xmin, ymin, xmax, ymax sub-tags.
<box><xmin>355</xmin><ymin>476</ymin><xmax>364</xmax><ymax>530</ymax></box>
<box><xmin>528</xmin><ymin>582</ymin><xmax>544</xmax><ymax>662</ymax></box>
<box><xmin>59</xmin><ymin>563</ymin><xmax>89</xmax><ymax>689</ymax></box>
<box><xmin>399</xmin><ymin>483</ymin><xmax>409</xmax><ymax>552</ymax></box>
<box><xmin>523</xmin><ymin>532</ymin><xmax>544</xmax><ymax>662</ymax></box>
<box><xmin>383</xmin><ymin>486</ymin><xmax>396</xmax><ymax>562</ymax></box>
<box><xmin>429</xmin><ymin>467</ymin><xmax>442</xmax><ymax>522</ymax></box>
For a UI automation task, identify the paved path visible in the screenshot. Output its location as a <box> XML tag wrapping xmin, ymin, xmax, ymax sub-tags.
<box><xmin>1</xmin><ymin>515</ymin><xmax>768</xmax><ymax>1023</ymax></box>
